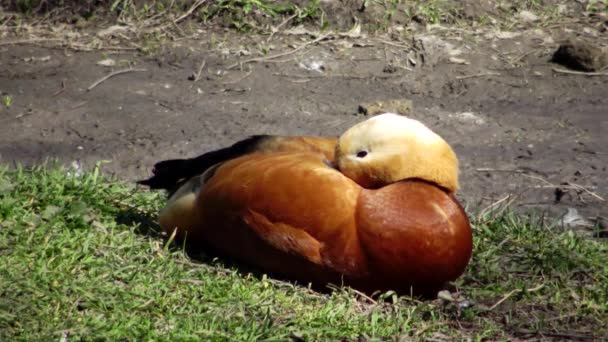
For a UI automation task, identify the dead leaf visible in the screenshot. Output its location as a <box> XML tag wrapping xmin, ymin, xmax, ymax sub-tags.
<box><xmin>24</xmin><ymin>56</ymin><xmax>51</xmax><ymax>63</ymax></box>
<box><xmin>96</xmin><ymin>58</ymin><xmax>116</xmax><ymax>67</ymax></box>
<box><xmin>449</xmin><ymin>57</ymin><xmax>469</xmax><ymax>65</ymax></box>
<box><xmin>97</xmin><ymin>25</ymin><xmax>130</xmax><ymax>37</ymax></box>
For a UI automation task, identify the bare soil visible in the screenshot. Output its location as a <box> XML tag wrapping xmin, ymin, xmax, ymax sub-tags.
<box><xmin>0</xmin><ymin>2</ymin><xmax>606</xmax><ymax>228</ymax></box>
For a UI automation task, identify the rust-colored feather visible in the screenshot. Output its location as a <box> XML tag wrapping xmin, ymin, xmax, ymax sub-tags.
<box><xmin>257</xmin><ymin>136</ymin><xmax>336</xmax><ymax>160</ymax></box>
<box><xmin>355</xmin><ymin>181</ymin><xmax>472</xmax><ymax>294</ymax></box>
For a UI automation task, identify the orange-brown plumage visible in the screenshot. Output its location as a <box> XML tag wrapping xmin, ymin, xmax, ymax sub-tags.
<box><xmin>144</xmin><ymin>113</ymin><xmax>473</xmax><ymax>296</ymax></box>
<box><xmin>255</xmin><ymin>136</ymin><xmax>336</xmax><ymax>160</ymax></box>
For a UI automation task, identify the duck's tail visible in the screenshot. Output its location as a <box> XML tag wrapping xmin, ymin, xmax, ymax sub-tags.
<box><xmin>138</xmin><ymin>135</ymin><xmax>273</xmax><ymax>195</ymax></box>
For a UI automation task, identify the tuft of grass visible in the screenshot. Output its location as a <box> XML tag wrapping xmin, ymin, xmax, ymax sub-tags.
<box><xmin>586</xmin><ymin>0</ymin><xmax>608</xmax><ymax>12</ymax></box>
<box><xmin>3</xmin><ymin>95</ymin><xmax>12</xmax><ymax>108</ymax></box>
<box><xmin>7</xmin><ymin>0</ymin><xmax>327</xmax><ymax>35</ymax></box>
<box><xmin>0</xmin><ymin>164</ymin><xmax>607</xmax><ymax>340</ymax></box>
<box><xmin>416</xmin><ymin>0</ymin><xmax>448</xmax><ymax>25</ymax></box>
<box><xmin>199</xmin><ymin>0</ymin><xmax>323</xmax><ymax>32</ymax></box>
<box><xmin>4</xmin><ymin>0</ymin><xmax>596</xmax><ymax>39</ymax></box>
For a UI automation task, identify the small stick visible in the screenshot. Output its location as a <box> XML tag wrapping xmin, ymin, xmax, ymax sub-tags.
<box><xmin>87</xmin><ymin>68</ymin><xmax>147</xmax><ymax>91</ymax></box>
<box><xmin>479</xmin><ymin>194</ymin><xmax>519</xmax><ymax>222</ymax></box>
<box><xmin>375</xmin><ymin>39</ymin><xmax>410</xmax><ymax>49</ymax></box>
<box><xmin>286</xmin><ymin>79</ymin><xmax>311</xmax><ymax>83</ymax></box>
<box><xmin>349</xmin><ymin>288</ymin><xmax>377</xmax><ymax>304</ymax></box>
<box><xmin>171</xmin><ymin>18</ymin><xmax>187</xmax><ymax>37</ymax></box>
<box><xmin>514</xmin><ymin>50</ymin><xmax>536</xmax><ymax>62</ymax></box>
<box><xmin>552</xmin><ymin>68</ymin><xmax>608</xmax><ymax>76</ymax></box>
<box><xmin>144</xmin><ymin>0</ymin><xmax>208</xmax><ymax>33</ymax></box>
<box><xmin>141</xmin><ymin>8</ymin><xmax>170</xmax><ymax>27</ymax></box>
<box><xmin>222</xmin><ymin>69</ymin><xmax>253</xmax><ymax>85</ymax></box>
<box><xmin>456</xmin><ymin>72</ymin><xmax>501</xmax><ymax>80</ymax></box>
<box><xmin>569</xmin><ymin>183</ymin><xmax>605</xmax><ymax>202</ymax></box>
<box><xmin>191</xmin><ymin>59</ymin><xmax>207</xmax><ymax>82</ymax></box>
<box><xmin>267</xmin><ymin>13</ymin><xmax>298</xmax><ymax>42</ymax></box>
<box><xmin>52</xmin><ymin>80</ymin><xmax>66</xmax><ymax>97</ymax></box>
<box><xmin>272</xmin><ymin>72</ymin><xmax>403</xmax><ymax>80</ymax></box>
<box><xmin>227</xmin><ymin>33</ymin><xmax>331</xmax><ymax>70</ymax></box>
<box><xmin>415</xmin><ymin>322</ymin><xmax>446</xmax><ymax>336</ymax></box>
<box><xmin>479</xmin><ymin>194</ymin><xmax>511</xmax><ymax>216</ymax></box>
<box><xmin>514</xmin><ymin>330</ymin><xmax>594</xmax><ymax>341</ymax></box>
<box><xmin>544</xmin><ymin>312</ymin><xmax>579</xmax><ymax>322</ymax></box>
<box><xmin>251</xmin><ymin>56</ymin><xmax>298</xmax><ymax>64</ymax></box>
<box><xmin>475</xmin><ymin>168</ymin><xmax>526</xmax><ymax>173</ymax></box>
<box><xmin>521</xmin><ymin>173</ymin><xmax>553</xmax><ymax>186</ymax></box>
<box><xmin>69</xmin><ymin>43</ymin><xmax>140</xmax><ymax>52</ymax></box>
<box><xmin>174</xmin><ymin>0</ymin><xmax>208</xmax><ymax>24</ymax></box>
<box><xmin>523</xmin><ymin>174</ymin><xmax>605</xmax><ymax>202</ymax></box>
<box><xmin>0</xmin><ymin>38</ymin><xmax>63</xmax><ymax>46</ymax></box>
<box><xmin>487</xmin><ymin>283</ymin><xmax>544</xmax><ymax>311</ymax></box>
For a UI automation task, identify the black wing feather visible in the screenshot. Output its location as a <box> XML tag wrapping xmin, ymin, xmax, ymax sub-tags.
<box><xmin>138</xmin><ymin>135</ymin><xmax>273</xmax><ymax>194</ymax></box>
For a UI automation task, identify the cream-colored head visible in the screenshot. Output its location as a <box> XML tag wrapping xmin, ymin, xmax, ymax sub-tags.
<box><xmin>335</xmin><ymin>113</ymin><xmax>459</xmax><ymax>192</ymax></box>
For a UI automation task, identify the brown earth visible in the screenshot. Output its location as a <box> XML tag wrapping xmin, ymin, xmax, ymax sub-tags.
<box><xmin>0</xmin><ymin>2</ymin><xmax>606</xmax><ymax>230</ymax></box>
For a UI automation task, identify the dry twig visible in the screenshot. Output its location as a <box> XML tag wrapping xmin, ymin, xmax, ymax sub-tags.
<box><xmin>174</xmin><ymin>0</ymin><xmax>208</xmax><ymax>24</ymax></box>
<box><xmin>0</xmin><ymin>38</ymin><xmax>63</xmax><ymax>46</ymax></box>
<box><xmin>514</xmin><ymin>330</ymin><xmax>595</xmax><ymax>341</ymax></box>
<box><xmin>222</xmin><ymin>69</ymin><xmax>253</xmax><ymax>85</ymax></box>
<box><xmin>267</xmin><ymin>13</ymin><xmax>298</xmax><ymax>42</ymax></box>
<box><xmin>52</xmin><ymin>80</ymin><xmax>66</xmax><ymax>97</ymax></box>
<box><xmin>456</xmin><ymin>72</ymin><xmax>501</xmax><ymax>80</ymax></box>
<box><xmin>87</xmin><ymin>68</ymin><xmax>147</xmax><ymax>92</ymax></box>
<box><xmin>349</xmin><ymin>288</ymin><xmax>377</xmax><ymax>304</ymax></box>
<box><xmin>475</xmin><ymin>168</ymin><xmax>527</xmax><ymax>173</ymax></box>
<box><xmin>272</xmin><ymin>72</ymin><xmax>403</xmax><ymax>80</ymax></box>
<box><xmin>415</xmin><ymin>322</ymin><xmax>447</xmax><ymax>336</ymax></box>
<box><xmin>479</xmin><ymin>194</ymin><xmax>512</xmax><ymax>216</ymax></box>
<box><xmin>522</xmin><ymin>174</ymin><xmax>605</xmax><ymax>202</ymax></box>
<box><xmin>478</xmin><ymin>194</ymin><xmax>519</xmax><ymax>223</ymax></box>
<box><xmin>375</xmin><ymin>39</ymin><xmax>410</xmax><ymax>49</ymax></box>
<box><xmin>552</xmin><ymin>68</ymin><xmax>608</xmax><ymax>76</ymax></box>
<box><xmin>487</xmin><ymin>283</ymin><xmax>545</xmax><ymax>311</ymax></box>
<box><xmin>190</xmin><ymin>59</ymin><xmax>207</xmax><ymax>83</ymax></box>
<box><xmin>143</xmin><ymin>0</ymin><xmax>208</xmax><ymax>33</ymax></box>
<box><xmin>227</xmin><ymin>33</ymin><xmax>331</xmax><ymax>70</ymax></box>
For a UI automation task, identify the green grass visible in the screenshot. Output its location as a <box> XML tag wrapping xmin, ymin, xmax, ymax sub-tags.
<box><xmin>6</xmin><ymin>0</ymin><xmax>602</xmax><ymax>40</ymax></box>
<box><xmin>1</xmin><ymin>165</ymin><xmax>607</xmax><ymax>340</ymax></box>
<box><xmin>7</xmin><ymin>0</ymin><xmax>325</xmax><ymax>31</ymax></box>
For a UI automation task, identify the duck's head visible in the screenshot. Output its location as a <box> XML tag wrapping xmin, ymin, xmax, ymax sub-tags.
<box><xmin>335</xmin><ymin>113</ymin><xmax>459</xmax><ymax>192</ymax></box>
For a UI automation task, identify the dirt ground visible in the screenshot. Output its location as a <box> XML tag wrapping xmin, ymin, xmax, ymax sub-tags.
<box><xmin>0</xmin><ymin>2</ymin><xmax>606</xmax><ymax>230</ymax></box>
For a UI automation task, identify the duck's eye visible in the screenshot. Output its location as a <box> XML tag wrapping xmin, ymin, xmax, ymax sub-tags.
<box><xmin>356</xmin><ymin>150</ymin><xmax>368</xmax><ymax>158</ymax></box>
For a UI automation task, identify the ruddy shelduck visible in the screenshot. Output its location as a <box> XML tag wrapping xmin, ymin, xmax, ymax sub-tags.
<box><xmin>140</xmin><ymin>113</ymin><xmax>472</xmax><ymax>296</ymax></box>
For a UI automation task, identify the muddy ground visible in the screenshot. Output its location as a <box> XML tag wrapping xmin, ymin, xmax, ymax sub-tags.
<box><xmin>0</xmin><ymin>3</ymin><xmax>606</xmax><ymax>230</ymax></box>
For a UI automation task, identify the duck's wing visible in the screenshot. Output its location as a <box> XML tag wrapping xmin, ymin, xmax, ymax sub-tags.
<box><xmin>138</xmin><ymin>135</ymin><xmax>337</xmax><ymax>195</ymax></box>
<box><xmin>160</xmin><ymin>151</ymin><xmax>367</xmax><ymax>278</ymax></box>
<box><xmin>137</xmin><ymin>135</ymin><xmax>273</xmax><ymax>193</ymax></box>
<box><xmin>242</xmin><ymin>209</ymin><xmax>323</xmax><ymax>265</ymax></box>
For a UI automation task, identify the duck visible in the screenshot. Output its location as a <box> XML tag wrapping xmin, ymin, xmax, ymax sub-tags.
<box><xmin>139</xmin><ymin>113</ymin><xmax>472</xmax><ymax>296</ymax></box>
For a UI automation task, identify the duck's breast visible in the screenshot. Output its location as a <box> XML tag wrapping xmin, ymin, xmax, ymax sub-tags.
<box><xmin>355</xmin><ymin>180</ymin><xmax>472</xmax><ymax>292</ymax></box>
